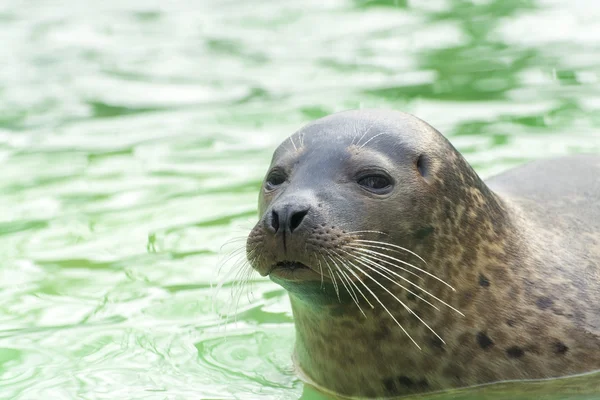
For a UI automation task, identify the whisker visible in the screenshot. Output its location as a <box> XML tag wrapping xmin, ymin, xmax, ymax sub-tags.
<box><xmin>330</xmin><ymin>254</ymin><xmax>375</xmax><ymax>310</ymax></box>
<box><xmin>346</xmin><ymin>249</ymin><xmax>464</xmax><ymax>316</ymax></box>
<box><xmin>243</xmin><ymin>265</ymin><xmax>257</xmax><ymax>303</ymax></box>
<box><xmin>350</xmin><ymin>123</ymin><xmax>360</xmax><ymax>146</ymax></box>
<box><xmin>342</xmin><ymin>256</ymin><xmax>445</xmax><ymax>346</ymax></box>
<box><xmin>316</xmin><ymin>257</ymin><xmax>325</xmax><ymax>289</ymax></box>
<box><xmin>338</xmin><ymin>269</ymin><xmax>367</xmax><ymax>315</ymax></box>
<box><xmin>340</xmin><ymin>258</ymin><xmax>421</xmax><ymax>349</ymax></box>
<box><xmin>289</xmin><ymin>135</ymin><xmax>298</xmax><ymax>151</ymax></box>
<box><xmin>346</xmin><ymin>230</ymin><xmax>389</xmax><ymax>236</ymax></box>
<box><xmin>224</xmin><ymin>246</ymin><xmax>261</xmax><ymax>316</ymax></box>
<box><xmin>350</xmin><ymin>246</ymin><xmax>455</xmax><ymax>291</ymax></box>
<box><xmin>318</xmin><ymin>252</ymin><xmax>340</xmax><ymax>300</ymax></box>
<box><xmin>219</xmin><ymin>236</ymin><xmax>250</xmax><ymax>251</ymax></box>
<box><xmin>335</xmin><ymin>270</ymin><xmax>366</xmax><ymax>318</ymax></box>
<box><xmin>351</xmin><ymin>248</ymin><xmax>424</xmax><ymax>281</ymax></box>
<box><xmin>359</xmin><ymin>131</ymin><xmax>387</xmax><ymax>149</ymax></box>
<box><xmin>339</xmin><ymin>249</ymin><xmax>440</xmax><ymax>312</ymax></box>
<box><xmin>217</xmin><ymin>245</ymin><xmax>255</xmax><ymax>276</ymax></box>
<box><xmin>354</xmin><ymin>239</ymin><xmax>427</xmax><ymax>264</ymax></box>
<box><xmin>354</xmin><ymin>123</ymin><xmax>374</xmax><ymax>147</ymax></box>
<box><xmin>328</xmin><ymin>254</ymin><xmax>365</xmax><ymax>317</ymax></box>
<box><xmin>213</xmin><ymin>249</ymin><xmax>254</xmax><ymax>307</ymax></box>
<box><xmin>227</xmin><ymin>259</ymin><xmax>252</xmax><ymax>325</ymax></box>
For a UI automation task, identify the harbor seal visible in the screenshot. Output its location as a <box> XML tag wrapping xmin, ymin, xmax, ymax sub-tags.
<box><xmin>245</xmin><ymin>109</ymin><xmax>600</xmax><ymax>398</ymax></box>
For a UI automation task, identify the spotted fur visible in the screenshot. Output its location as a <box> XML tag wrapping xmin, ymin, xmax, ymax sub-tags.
<box><xmin>245</xmin><ymin>110</ymin><xmax>600</xmax><ymax>398</ymax></box>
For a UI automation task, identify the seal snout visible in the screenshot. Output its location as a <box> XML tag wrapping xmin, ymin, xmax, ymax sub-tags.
<box><xmin>268</xmin><ymin>203</ymin><xmax>311</xmax><ymax>235</ymax></box>
<box><xmin>246</xmin><ymin>193</ymin><xmax>324</xmax><ymax>279</ymax></box>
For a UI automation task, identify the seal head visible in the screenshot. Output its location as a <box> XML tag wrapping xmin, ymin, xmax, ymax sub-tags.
<box><xmin>247</xmin><ymin>109</ymin><xmax>471</xmax><ymax>295</ymax></box>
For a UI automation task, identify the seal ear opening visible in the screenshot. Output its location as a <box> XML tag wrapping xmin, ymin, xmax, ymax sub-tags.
<box><xmin>416</xmin><ymin>154</ymin><xmax>428</xmax><ymax>178</ymax></box>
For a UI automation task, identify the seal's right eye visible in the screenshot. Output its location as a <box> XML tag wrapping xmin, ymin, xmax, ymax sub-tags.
<box><xmin>357</xmin><ymin>172</ymin><xmax>393</xmax><ymax>195</ymax></box>
<box><xmin>358</xmin><ymin>175</ymin><xmax>391</xmax><ymax>190</ymax></box>
<box><xmin>265</xmin><ymin>170</ymin><xmax>286</xmax><ymax>191</ymax></box>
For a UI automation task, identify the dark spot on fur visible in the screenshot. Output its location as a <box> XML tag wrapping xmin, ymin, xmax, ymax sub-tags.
<box><xmin>374</xmin><ymin>325</ymin><xmax>390</xmax><ymax>341</ymax></box>
<box><xmin>406</xmin><ymin>292</ymin><xmax>416</xmax><ymax>301</ymax></box>
<box><xmin>536</xmin><ymin>296</ymin><xmax>553</xmax><ymax>310</ymax></box>
<box><xmin>476</xmin><ymin>332</ymin><xmax>494</xmax><ymax>349</ymax></box>
<box><xmin>398</xmin><ymin>376</ymin><xmax>414</xmax><ymax>387</ymax></box>
<box><xmin>415</xmin><ymin>226</ymin><xmax>434</xmax><ymax>240</ymax></box>
<box><xmin>506</xmin><ymin>346</ymin><xmax>524</xmax><ymax>358</ymax></box>
<box><xmin>443</xmin><ymin>363</ymin><xmax>464</xmax><ymax>382</ymax></box>
<box><xmin>554</xmin><ymin>341</ymin><xmax>568</xmax><ymax>355</ymax></box>
<box><xmin>506</xmin><ymin>319</ymin><xmax>516</xmax><ymax>327</ymax></box>
<box><xmin>383</xmin><ymin>376</ymin><xmax>428</xmax><ymax>395</ymax></box>
<box><xmin>479</xmin><ymin>274</ymin><xmax>490</xmax><ymax>287</ymax></box>
<box><xmin>383</xmin><ymin>377</ymin><xmax>396</xmax><ymax>393</ymax></box>
<box><xmin>459</xmin><ymin>290</ymin><xmax>474</xmax><ymax>307</ymax></box>
<box><xmin>428</xmin><ymin>335</ymin><xmax>445</xmax><ymax>351</ymax></box>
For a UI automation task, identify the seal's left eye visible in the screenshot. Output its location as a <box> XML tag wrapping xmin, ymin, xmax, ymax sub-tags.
<box><xmin>358</xmin><ymin>175</ymin><xmax>392</xmax><ymax>191</ymax></box>
<box><xmin>265</xmin><ymin>171</ymin><xmax>286</xmax><ymax>190</ymax></box>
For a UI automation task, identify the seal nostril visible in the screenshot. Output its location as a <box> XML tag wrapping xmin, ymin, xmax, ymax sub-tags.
<box><xmin>271</xmin><ymin>210</ymin><xmax>280</xmax><ymax>233</ymax></box>
<box><xmin>290</xmin><ymin>209</ymin><xmax>308</xmax><ymax>233</ymax></box>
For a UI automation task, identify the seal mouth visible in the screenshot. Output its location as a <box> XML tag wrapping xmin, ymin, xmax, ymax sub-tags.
<box><xmin>272</xmin><ymin>261</ymin><xmax>310</xmax><ymax>271</ymax></box>
<box><xmin>268</xmin><ymin>260</ymin><xmax>322</xmax><ymax>282</ymax></box>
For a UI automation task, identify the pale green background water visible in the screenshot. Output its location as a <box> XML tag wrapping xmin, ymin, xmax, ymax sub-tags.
<box><xmin>1</xmin><ymin>0</ymin><xmax>600</xmax><ymax>399</ymax></box>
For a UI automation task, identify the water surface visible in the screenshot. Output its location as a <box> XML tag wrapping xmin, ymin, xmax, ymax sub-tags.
<box><xmin>1</xmin><ymin>0</ymin><xmax>600</xmax><ymax>399</ymax></box>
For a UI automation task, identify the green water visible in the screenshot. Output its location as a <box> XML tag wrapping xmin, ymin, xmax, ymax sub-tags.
<box><xmin>1</xmin><ymin>0</ymin><xmax>600</xmax><ymax>399</ymax></box>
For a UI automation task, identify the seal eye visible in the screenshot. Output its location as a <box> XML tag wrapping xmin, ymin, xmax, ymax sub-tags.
<box><xmin>358</xmin><ymin>175</ymin><xmax>392</xmax><ymax>192</ymax></box>
<box><xmin>265</xmin><ymin>171</ymin><xmax>286</xmax><ymax>191</ymax></box>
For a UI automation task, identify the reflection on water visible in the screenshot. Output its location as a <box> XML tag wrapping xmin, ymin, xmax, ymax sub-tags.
<box><xmin>0</xmin><ymin>0</ymin><xmax>599</xmax><ymax>399</ymax></box>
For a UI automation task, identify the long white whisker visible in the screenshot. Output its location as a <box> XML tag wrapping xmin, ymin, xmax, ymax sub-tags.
<box><xmin>318</xmin><ymin>252</ymin><xmax>340</xmax><ymax>300</ymax></box>
<box><xmin>345</xmin><ymin>249</ymin><xmax>464</xmax><ymax>316</ymax></box>
<box><xmin>339</xmin><ymin>249</ymin><xmax>440</xmax><ymax>312</ymax></box>
<box><xmin>331</xmin><ymin>254</ymin><xmax>374</xmax><ymax>310</ymax></box>
<box><xmin>351</xmin><ymin>248</ymin><xmax>424</xmax><ymax>281</ymax></box>
<box><xmin>289</xmin><ymin>135</ymin><xmax>298</xmax><ymax>151</ymax></box>
<box><xmin>214</xmin><ymin>248</ymin><xmax>256</xmax><ymax>308</ymax></box>
<box><xmin>219</xmin><ymin>236</ymin><xmax>250</xmax><ymax>251</ymax></box>
<box><xmin>336</xmin><ymin>270</ymin><xmax>366</xmax><ymax>318</ymax></box>
<box><xmin>346</xmin><ymin>230</ymin><xmax>389</xmax><ymax>236</ymax></box>
<box><xmin>354</xmin><ymin>239</ymin><xmax>428</xmax><ymax>264</ymax></box>
<box><xmin>341</xmin><ymin>258</ymin><xmax>421</xmax><ymax>349</ymax></box>
<box><xmin>359</xmin><ymin>131</ymin><xmax>387</xmax><ymax>149</ymax></box>
<box><xmin>217</xmin><ymin>244</ymin><xmax>256</xmax><ymax>277</ymax></box>
<box><xmin>316</xmin><ymin>257</ymin><xmax>325</xmax><ymax>289</ymax></box>
<box><xmin>328</xmin><ymin>254</ymin><xmax>366</xmax><ymax>317</ymax></box>
<box><xmin>342</xmin><ymin>256</ymin><xmax>445</xmax><ymax>346</ymax></box>
<box><xmin>354</xmin><ymin>123</ymin><xmax>374</xmax><ymax>147</ymax></box>
<box><xmin>350</xmin><ymin>246</ymin><xmax>455</xmax><ymax>291</ymax></box>
<box><xmin>231</xmin><ymin>260</ymin><xmax>252</xmax><ymax>324</ymax></box>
